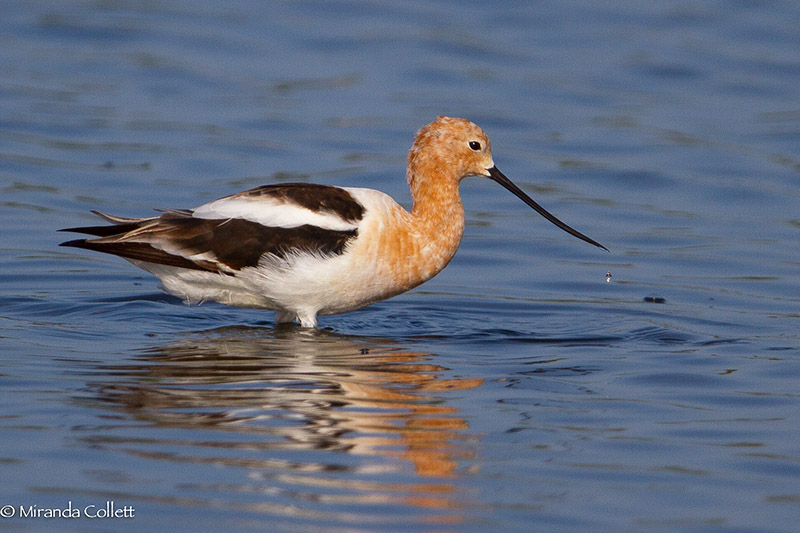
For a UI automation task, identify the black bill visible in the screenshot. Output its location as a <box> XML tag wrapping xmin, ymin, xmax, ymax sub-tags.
<box><xmin>487</xmin><ymin>166</ymin><xmax>608</xmax><ymax>252</ymax></box>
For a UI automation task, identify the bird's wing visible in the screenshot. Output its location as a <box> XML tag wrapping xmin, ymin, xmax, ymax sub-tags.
<box><xmin>59</xmin><ymin>183</ymin><xmax>365</xmax><ymax>274</ymax></box>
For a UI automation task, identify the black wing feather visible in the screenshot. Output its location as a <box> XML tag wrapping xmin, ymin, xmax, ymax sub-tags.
<box><xmin>60</xmin><ymin>210</ymin><xmax>358</xmax><ymax>273</ymax></box>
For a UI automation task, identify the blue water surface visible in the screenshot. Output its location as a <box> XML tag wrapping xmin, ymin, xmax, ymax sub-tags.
<box><xmin>1</xmin><ymin>1</ymin><xmax>799</xmax><ymax>531</ymax></box>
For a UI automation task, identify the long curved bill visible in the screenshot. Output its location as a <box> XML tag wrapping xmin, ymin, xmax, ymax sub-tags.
<box><xmin>487</xmin><ymin>166</ymin><xmax>608</xmax><ymax>252</ymax></box>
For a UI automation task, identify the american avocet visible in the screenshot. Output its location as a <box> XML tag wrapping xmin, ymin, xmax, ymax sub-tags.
<box><xmin>60</xmin><ymin>116</ymin><xmax>607</xmax><ymax>327</ymax></box>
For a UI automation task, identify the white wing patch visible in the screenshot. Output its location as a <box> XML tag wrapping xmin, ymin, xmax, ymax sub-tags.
<box><xmin>192</xmin><ymin>196</ymin><xmax>359</xmax><ymax>232</ymax></box>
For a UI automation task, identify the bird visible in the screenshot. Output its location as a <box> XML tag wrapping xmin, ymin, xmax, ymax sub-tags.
<box><xmin>60</xmin><ymin>116</ymin><xmax>607</xmax><ymax>327</ymax></box>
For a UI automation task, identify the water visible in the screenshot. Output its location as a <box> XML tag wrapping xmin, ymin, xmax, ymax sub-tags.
<box><xmin>1</xmin><ymin>1</ymin><xmax>799</xmax><ymax>530</ymax></box>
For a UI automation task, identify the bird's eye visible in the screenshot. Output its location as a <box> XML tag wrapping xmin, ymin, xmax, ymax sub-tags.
<box><xmin>468</xmin><ymin>141</ymin><xmax>481</xmax><ymax>151</ymax></box>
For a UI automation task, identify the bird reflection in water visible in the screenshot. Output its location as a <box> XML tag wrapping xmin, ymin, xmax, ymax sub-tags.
<box><xmin>81</xmin><ymin>326</ymin><xmax>483</xmax><ymax>524</ymax></box>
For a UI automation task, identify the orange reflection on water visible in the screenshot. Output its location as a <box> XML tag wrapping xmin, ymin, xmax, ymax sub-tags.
<box><xmin>83</xmin><ymin>326</ymin><xmax>483</xmax><ymax>525</ymax></box>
